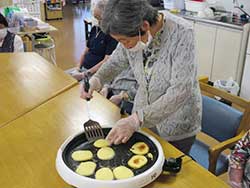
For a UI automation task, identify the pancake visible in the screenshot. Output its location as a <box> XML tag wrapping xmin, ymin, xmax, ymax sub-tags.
<box><xmin>147</xmin><ymin>152</ymin><xmax>153</xmax><ymax>160</ymax></box>
<box><xmin>128</xmin><ymin>155</ymin><xmax>148</xmax><ymax>169</ymax></box>
<box><xmin>93</xmin><ymin>139</ymin><xmax>110</xmax><ymax>148</ymax></box>
<box><xmin>113</xmin><ymin>166</ymin><xmax>134</xmax><ymax>180</ymax></box>
<box><xmin>71</xmin><ymin>150</ymin><xmax>93</xmax><ymax>161</ymax></box>
<box><xmin>75</xmin><ymin>161</ymin><xmax>97</xmax><ymax>176</ymax></box>
<box><xmin>97</xmin><ymin>147</ymin><xmax>115</xmax><ymax>160</ymax></box>
<box><xmin>95</xmin><ymin>167</ymin><xmax>114</xmax><ymax>180</ymax></box>
<box><xmin>130</xmin><ymin>142</ymin><xmax>149</xmax><ymax>155</ymax></box>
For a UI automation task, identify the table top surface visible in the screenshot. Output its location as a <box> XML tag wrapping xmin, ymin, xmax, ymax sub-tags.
<box><xmin>144</xmin><ymin>129</ymin><xmax>230</xmax><ymax>188</ymax></box>
<box><xmin>16</xmin><ymin>25</ymin><xmax>57</xmax><ymax>35</ymax></box>
<box><xmin>9</xmin><ymin>18</ymin><xmax>57</xmax><ymax>36</ymax></box>
<box><xmin>0</xmin><ymin>85</ymin><xmax>229</xmax><ymax>188</ymax></box>
<box><xmin>0</xmin><ymin>52</ymin><xmax>77</xmax><ymax>128</ymax></box>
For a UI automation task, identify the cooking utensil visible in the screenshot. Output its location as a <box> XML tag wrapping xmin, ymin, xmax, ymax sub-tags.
<box><xmin>83</xmin><ymin>75</ymin><xmax>104</xmax><ymax>142</ymax></box>
<box><xmin>56</xmin><ymin>128</ymin><xmax>182</xmax><ymax>188</ymax></box>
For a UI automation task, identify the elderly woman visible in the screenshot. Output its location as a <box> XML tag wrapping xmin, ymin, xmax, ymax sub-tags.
<box><xmin>229</xmin><ymin>131</ymin><xmax>250</xmax><ymax>188</ymax></box>
<box><xmin>72</xmin><ymin>0</ymin><xmax>118</xmax><ymax>81</ymax></box>
<box><xmin>100</xmin><ymin>66</ymin><xmax>138</xmax><ymax>108</ymax></box>
<box><xmin>80</xmin><ymin>0</ymin><xmax>202</xmax><ymax>154</ymax></box>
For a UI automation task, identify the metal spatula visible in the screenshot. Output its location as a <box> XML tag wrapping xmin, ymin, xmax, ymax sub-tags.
<box><xmin>83</xmin><ymin>75</ymin><xmax>104</xmax><ymax>142</ymax></box>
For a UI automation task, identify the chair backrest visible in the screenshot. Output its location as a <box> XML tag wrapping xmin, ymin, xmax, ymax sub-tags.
<box><xmin>202</xmin><ymin>96</ymin><xmax>243</xmax><ymax>142</ymax></box>
<box><xmin>200</xmin><ymin>82</ymin><xmax>250</xmax><ymax>139</ymax></box>
<box><xmin>84</xmin><ymin>19</ymin><xmax>92</xmax><ymax>41</ymax></box>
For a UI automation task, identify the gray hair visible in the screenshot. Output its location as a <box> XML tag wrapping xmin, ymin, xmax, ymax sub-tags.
<box><xmin>101</xmin><ymin>0</ymin><xmax>158</xmax><ymax>37</ymax></box>
<box><xmin>93</xmin><ymin>0</ymin><xmax>109</xmax><ymax>15</ymax></box>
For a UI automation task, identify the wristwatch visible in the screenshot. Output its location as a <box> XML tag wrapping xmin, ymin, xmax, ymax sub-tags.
<box><xmin>85</xmin><ymin>71</ymin><xmax>92</xmax><ymax>77</ymax></box>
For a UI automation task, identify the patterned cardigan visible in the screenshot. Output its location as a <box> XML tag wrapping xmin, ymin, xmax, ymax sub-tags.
<box><xmin>94</xmin><ymin>11</ymin><xmax>202</xmax><ymax>141</ymax></box>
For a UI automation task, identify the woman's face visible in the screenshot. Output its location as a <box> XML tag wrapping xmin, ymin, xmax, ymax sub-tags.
<box><xmin>0</xmin><ymin>24</ymin><xmax>7</xmax><ymax>40</ymax></box>
<box><xmin>93</xmin><ymin>8</ymin><xmax>102</xmax><ymax>23</ymax></box>
<box><xmin>0</xmin><ymin>24</ymin><xmax>6</xmax><ymax>29</ymax></box>
<box><xmin>111</xmin><ymin>32</ymin><xmax>148</xmax><ymax>49</ymax></box>
<box><xmin>110</xmin><ymin>21</ymin><xmax>150</xmax><ymax>49</ymax></box>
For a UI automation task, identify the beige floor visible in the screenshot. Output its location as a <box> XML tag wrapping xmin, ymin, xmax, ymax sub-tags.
<box><xmin>46</xmin><ymin>2</ymin><xmax>91</xmax><ymax>70</ymax></box>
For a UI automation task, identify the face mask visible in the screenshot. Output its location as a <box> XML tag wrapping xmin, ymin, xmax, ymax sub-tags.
<box><xmin>128</xmin><ymin>31</ymin><xmax>153</xmax><ymax>52</ymax></box>
<box><xmin>0</xmin><ymin>28</ymin><xmax>7</xmax><ymax>40</ymax></box>
<box><xmin>92</xmin><ymin>17</ymin><xmax>99</xmax><ymax>26</ymax></box>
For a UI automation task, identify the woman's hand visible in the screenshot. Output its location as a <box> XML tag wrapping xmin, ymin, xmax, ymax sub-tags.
<box><xmin>72</xmin><ymin>72</ymin><xmax>85</xmax><ymax>81</ymax></box>
<box><xmin>109</xmin><ymin>94</ymin><xmax>123</xmax><ymax>106</ymax></box>
<box><xmin>106</xmin><ymin>113</ymin><xmax>141</xmax><ymax>145</ymax></box>
<box><xmin>80</xmin><ymin>77</ymin><xmax>102</xmax><ymax>99</ymax></box>
<box><xmin>228</xmin><ymin>167</ymin><xmax>244</xmax><ymax>188</ymax></box>
<box><xmin>100</xmin><ymin>87</ymin><xmax>109</xmax><ymax>98</ymax></box>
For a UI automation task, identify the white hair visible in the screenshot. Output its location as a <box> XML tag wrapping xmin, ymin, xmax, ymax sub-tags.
<box><xmin>91</xmin><ymin>0</ymin><xmax>108</xmax><ymax>15</ymax></box>
<box><xmin>101</xmin><ymin>0</ymin><xmax>158</xmax><ymax>37</ymax></box>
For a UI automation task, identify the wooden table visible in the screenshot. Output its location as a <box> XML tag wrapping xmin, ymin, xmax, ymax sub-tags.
<box><xmin>0</xmin><ymin>85</ymin><xmax>121</xmax><ymax>188</ymax></box>
<box><xmin>0</xmin><ymin>52</ymin><xmax>77</xmax><ymax>128</ymax></box>
<box><xmin>8</xmin><ymin>18</ymin><xmax>57</xmax><ymax>52</ymax></box>
<box><xmin>0</xmin><ymin>85</ymin><xmax>229</xmax><ymax>188</ymax></box>
<box><xmin>9</xmin><ymin>18</ymin><xmax>57</xmax><ymax>36</ymax></box>
<box><xmin>144</xmin><ymin>129</ymin><xmax>230</xmax><ymax>188</ymax></box>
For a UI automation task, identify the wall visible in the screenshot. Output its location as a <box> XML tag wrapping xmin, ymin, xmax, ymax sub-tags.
<box><xmin>212</xmin><ymin>0</ymin><xmax>250</xmax><ymax>14</ymax></box>
<box><xmin>0</xmin><ymin>0</ymin><xmax>12</xmax><ymax>7</ymax></box>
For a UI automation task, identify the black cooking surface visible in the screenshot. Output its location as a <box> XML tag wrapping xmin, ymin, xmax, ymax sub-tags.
<box><xmin>62</xmin><ymin>128</ymin><xmax>159</xmax><ymax>179</ymax></box>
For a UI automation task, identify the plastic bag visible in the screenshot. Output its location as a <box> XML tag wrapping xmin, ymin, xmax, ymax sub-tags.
<box><xmin>214</xmin><ymin>77</ymin><xmax>240</xmax><ymax>95</ymax></box>
<box><xmin>3</xmin><ymin>6</ymin><xmax>20</xmax><ymax>17</ymax></box>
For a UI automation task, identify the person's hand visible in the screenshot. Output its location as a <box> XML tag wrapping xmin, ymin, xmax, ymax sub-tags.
<box><xmin>77</xmin><ymin>66</ymin><xmax>82</xmax><ymax>72</ymax></box>
<box><xmin>72</xmin><ymin>72</ymin><xmax>85</xmax><ymax>81</ymax></box>
<box><xmin>228</xmin><ymin>167</ymin><xmax>243</xmax><ymax>188</ymax></box>
<box><xmin>106</xmin><ymin>113</ymin><xmax>141</xmax><ymax>145</ymax></box>
<box><xmin>80</xmin><ymin>77</ymin><xmax>102</xmax><ymax>99</ymax></box>
<box><xmin>110</xmin><ymin>94</ymin><xmax>123</xmax><ymax>106</ymax></box>
<box><xmin>61</xmin><ymin>0</ymin><xmax>66</xmax><ymax>6</ymax></box>
<box><xmin>230</xmin><ymin>182</ymin><xmax>243</xmax><ymax>188</ymax></box>
<box><xmin>100</xmin><ymin>87</ymin><xmax>109</xmax><ymax>98</ymax></box>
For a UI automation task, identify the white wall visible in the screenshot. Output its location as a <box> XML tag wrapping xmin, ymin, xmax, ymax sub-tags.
<box><xmin>0</xmin><ymin>0</ymin><xmax>13</xmax><ymax>7</ymax></box>
<box><xmin>213</xmin><ymin>0</ymin><xmax>250</xmax><ymax>14</ymax></box>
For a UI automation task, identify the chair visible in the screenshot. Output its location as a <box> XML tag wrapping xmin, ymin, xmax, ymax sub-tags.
<box><xmin>33</xmin><ymin>34</ymin><xmax>57</xmax><ymax>66</ymax></box>
<box><xmin>84</xmin><ymin>18</ymin><xmax>92</xmax><ymax>41</ymax></box>
<box><xmin>149</xmin><ymin>0</ymin><xmax>163</xmax><ymax>7</ymax></box>
<box><xmin>190</xmin><ymin>77</ymin><xmax>250</xmax><ymax>176</ymax></box>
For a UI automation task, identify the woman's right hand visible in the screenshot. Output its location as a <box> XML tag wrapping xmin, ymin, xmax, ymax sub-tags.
<box><xmin>100</xmin><ymin>87</ymin><xmax>109</xmax><ymax>98</ymax></box>
<box><xmin>80</xmin><ymin>82</ymin><xmax>93</xmax><ymax>99</ymax></box>
<box><xmin>106</xmin><ymin>113</ymin><xmax>141</xmax><ymax>145</ymax></box>
<box><xmin>72</xmin><ymin>72</ymin><xmax>85</xmax><ymax>81</ymax></box>
<box><xmin>80</xmin><ymin>77</ymin><xmax>102</xmax><ymax>100</ymax></box>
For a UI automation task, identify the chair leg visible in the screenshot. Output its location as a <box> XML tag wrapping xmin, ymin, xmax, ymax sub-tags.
<box><xmin>208</xmin><ymin>151</ymin><xmax>220</xmax><ymax>175</ymax></box>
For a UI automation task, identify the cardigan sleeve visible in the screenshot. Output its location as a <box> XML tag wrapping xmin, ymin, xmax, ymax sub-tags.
<box><xmin>94</xmin><ymin>43</ymin><xmax>130</xmax><ymax>86</ymax></box>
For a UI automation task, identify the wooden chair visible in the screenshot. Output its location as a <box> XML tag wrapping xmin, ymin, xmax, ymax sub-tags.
<box><xmin>190</xmin><ymin>77</ymin><xmax>250</xmax><ymax>175</ymax></box>
<box><xmin>198</xmin><ymin>75</ymin><xmax>209</xmax><ymax>83</ymax></box>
